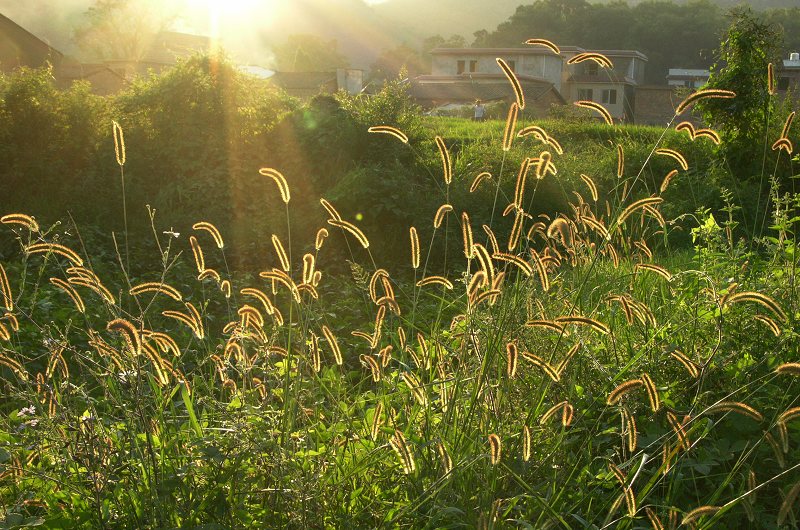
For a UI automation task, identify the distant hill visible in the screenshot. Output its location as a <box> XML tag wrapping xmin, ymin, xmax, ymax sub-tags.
<box><xmin>372</xmin><ymin>0</ymin><xmax>525</xmax><ymax>42</ymax></box>
<box><xmin>373</xmin><ymin>0</ymin><xmax>800</xmax><ymax>45</ymax></box>
<box><xmin>252</xmin><ymin>0</ymin><xmax>391</xmax><ymax>68</ymax></box>
<box><xmin>2</xmin><ymin>0</ymin><xmax>797</xmax><ymax>75</ymax></box>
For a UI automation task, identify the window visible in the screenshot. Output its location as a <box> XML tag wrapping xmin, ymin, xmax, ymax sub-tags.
<box><xmin>578</xmin><ymin>88</ymin><xmax>593</xmax><ymax>101</ymax></box>
<box><xmin>601</xmin><ymin>89</ymin><xmax>617</xmax><ymax>104</ymax></box>
<box><xmin>469</xmin><ymin>60</ymin><xmax>478</xmax><ymax>73</ymax></box>
<box><xmin>778</xmin><ymin>77</ymin><xmax>790</xmax><ymax>91</ymax></box>
<box><xmin>507</xmin><ymin>60</ymin><xmax>516</xmax><ymax>72</ymax></box>
<box><xmin>457</xmin><ymin>60</ymin><xmax>465</xmax><ymax>74</ymax></box>
<box><xmin>585</xmin><ymin>63</ymin><xmax>599</xmax><ymax>76</ymax></box>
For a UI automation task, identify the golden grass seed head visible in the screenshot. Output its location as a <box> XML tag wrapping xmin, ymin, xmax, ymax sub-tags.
<box><xmin>607</xmin><ymin>379</ymin><xmax>643</xmax><ymax>405</ymax></box>
<box><xmin>112</xmin><ymin>120</ymin><xmax>126</xmax><ymax>166</ymax></box>
<box><xmin>488</xmin><ymin>433</ymin><xmax>502</xmax><ymax>465</ymax></box>
<box><xmin>259</xmin><ymin>167</ymin><xmax>291</xmax><ymax>203</ymax></box>
<box><xmin>502</xmin><ymin>102</ymin><xmax>519</xmax><ymax>151</ymax></box>
<box><xmin>496</xmin><ymin>58</ymin><xmax>525</xmax><ymax>109</ymax></box>
<box><xmin>681</xmin><ymin>506</ymin><xmax>720</xmax><ymax>525</ymax></box>
<box><xmin>328</xmin><ymin>219</ymin><xmax>370</xmax><ymax>249</ymax></box>
<box><xmin>1</xmin><ymin>213</ymin><xmax>39</xmax><ymax>232</ymax></box>
<box><xmin>524</xmin><ymin>38</ymin><xmax>560</xmax><ymax>54</ymax></box>
<box><xmin>675</xmin><ymin>89</ymin><xmax>735</xmax><ymax>115</ymax></box>
<box><xmin>435</xmin><ymin>136</ymin><xmax>453</xmax><ymax>185</ymax></box>
<box><xmin>409</xmin><ymin>226</ymin><xmax>420</xmax><ymax>269</ymax></box>
<box><xmin>574</xmin><ymin>100</ymin><xmax>613</xmax><ymax>125</ymax></box>
<box><xmin>506</xmin><ymin>342</ymin><xmax>518</xmax><ymax>378</ymax></box>
<box><xmin>368</xmin><ymin>125</ymin><xmax>409</xmax><ymax>143</ymax></box>
<box><xmin>192</xmin><ymin>221</ymin><xmax>224</xmax><ymax>249</ymax></box>
<box><xmin>321</xmin><ymin>325</ymin><xmax>343</xmax><ymax>366</ymax></box>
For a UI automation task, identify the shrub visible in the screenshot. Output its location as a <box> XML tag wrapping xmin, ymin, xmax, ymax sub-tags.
<box><xmin>0</xmin><ymin>67</ymin><xmax>109</xmax><ymax>221</ymax></box>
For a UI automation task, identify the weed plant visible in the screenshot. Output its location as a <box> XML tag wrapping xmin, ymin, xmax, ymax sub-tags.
<box><xmin>0</xmin><ymin>66</ymin><xmax>799</xmax><ymax>530</ymax></box>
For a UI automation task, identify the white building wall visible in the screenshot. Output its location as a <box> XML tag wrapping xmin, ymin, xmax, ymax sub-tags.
<box><xmin>570</xmin><ymin>82</ymin><xmax>626</xmax><ymax>119</ymax></box>
<box><xmin>431</xmin><ymin>53</ymin><xmax>562</xmax><ymax>89</ymax></box>
<box><xmin>337</xmin><ymin>68</ymin><xmax>363</xmax><ymax>95</ymax></box>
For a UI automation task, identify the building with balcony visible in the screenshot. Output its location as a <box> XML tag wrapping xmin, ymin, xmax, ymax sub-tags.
<box><xmin>412</xmin><ymin>46</ymin><xmax>648</xmax><ymax>122</ymax></box>
<box><xmin>666</xmin><ymin>68</ymin><xmax>710</xmax><ymax>89</ymax></box>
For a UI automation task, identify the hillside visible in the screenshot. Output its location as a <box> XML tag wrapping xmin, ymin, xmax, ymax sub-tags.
<box><xmin>372</xmin><ymin>0</ymin><xmax>524</xmax><ymax>41</ymax></box>
<box><xmin>373</xmin><ymin>0</ymin><xmax>800</xmax><ymax>45</ymax></box>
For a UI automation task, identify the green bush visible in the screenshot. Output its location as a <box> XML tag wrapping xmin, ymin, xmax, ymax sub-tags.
<box><xmin>111</xmin><ymin>54</ymin><xmax>297</xmax><ymax>248</ymax></box>
<box><xmin>0</xmin><ymin>68</ymin><xmax>109</xmax><ymax>222</ymax></box>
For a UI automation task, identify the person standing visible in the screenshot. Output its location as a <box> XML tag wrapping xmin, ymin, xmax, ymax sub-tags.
<box><xmin>473</xmin><ymin>99</ymin><xmax>486</xmax><ymax>121</ymax></box>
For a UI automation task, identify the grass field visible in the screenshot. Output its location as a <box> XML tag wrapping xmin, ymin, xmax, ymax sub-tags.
<box><xmin>0</xmin><ymin>92</ymin><xmax>798</xmax><ymax>529</ymax></box>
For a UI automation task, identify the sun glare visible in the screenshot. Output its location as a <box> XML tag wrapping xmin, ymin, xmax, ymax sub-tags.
<box><xmin>187</xmin><ymin>0</ymin><xmax>263</xmax><ymax>14</ymax></box>
<box><xmin>182</xmin><ymin>0</ymin><xmax>272</xmax><ymax>54</ymax></box>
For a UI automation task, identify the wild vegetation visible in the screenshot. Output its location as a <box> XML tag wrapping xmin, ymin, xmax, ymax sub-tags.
<box><xmin>1</xmin><ymin>22</ymin><xmax>800</xmax><ymax>530</ymax></box>
<box><xmin>372</xmin><ymin>1</ymin><xmax>800</xmax><ymax>85</ymax></box>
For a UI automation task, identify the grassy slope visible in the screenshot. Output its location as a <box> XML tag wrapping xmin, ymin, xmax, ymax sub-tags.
<box><xmin>0</xmin><ymin>114</ymin><xmax>797</xmax><ymax>529</ymax></box>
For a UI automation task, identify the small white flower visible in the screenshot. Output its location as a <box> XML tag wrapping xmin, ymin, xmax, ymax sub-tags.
<box><xmin>117</xmin><ymin>370</ymin><xmax>137</xmax><ymax>384</ymax></box>
<box><xmin>17</xmin><ymin>406</ymin><xmax>36</xmax><ymax>417</ymax></box>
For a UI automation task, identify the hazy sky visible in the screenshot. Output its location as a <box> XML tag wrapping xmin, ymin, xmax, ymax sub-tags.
<box><xmin>1</xmin><ymin>0</ymin><xmax>395</xmax><ymax>66</ymax></box>
<box><xmin>0</xmin><ymin>0</ymin><xmax>520</xmax><ymax>68</ymax></box>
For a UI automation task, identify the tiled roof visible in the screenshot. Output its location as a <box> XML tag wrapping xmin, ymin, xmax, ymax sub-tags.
<box><xmin>0</xmin><ymin>13</ymin><xmax>64</xmax><ymax>66</ymax></box>
<box><xmin>57</xmin><ymin>63</ymin><xmax>124</xmax><ymax>79</ymax></box>
<box><xmin>268</xmin><ymin>71</ymin><xmax>337</xmax><ymax>89</ymax></box>
<box><xmin>584</xmin><ymin>50</ymin><xmax>648</xmax><ymax>61</ymax></box>
<box><xmin>418</xmin><ymin>73</ymin><xmax>551</xmax><ymax>83</ymax></box>
<box><xmin>431</xmin><ymin>47</ymin><xmax>647</xmax><ymax>61</ymax></box>
<box><xmin>431</xmin><ymin>46</ymin><xmax>582</xmax><ymax>56</ymax></box>
<box><xmin>667</xmin><ymin>69</ymin><xmax>709</xmax><ymax>77</ymax></box>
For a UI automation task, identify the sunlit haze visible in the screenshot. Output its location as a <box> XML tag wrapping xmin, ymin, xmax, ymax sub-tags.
<box><xmin>173</xmin><ymin>0</ymin><xmax>394</xmax><ymax>67</ymax></box>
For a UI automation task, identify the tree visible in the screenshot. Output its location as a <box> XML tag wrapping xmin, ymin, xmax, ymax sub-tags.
<box><xmin>369</xmin><ymin>35</ymin><xmax>465</xmax><ymax>82</ymax></box>
<box><xmin>272</xmin><ymin>34</ymin><xmax>349</xmax><ymax>72</ymax></box>
<box><xmin>764</xmin><ymin>7</ymin><xmax>800</xmax><ymax>58</ymax></box>
<box><xmin>695</xmin><ymin>8</ymin><xmax>782</xmax><ymax>174</ymax></box>
<box><xmin>370</xmin><ymin>44</ymin><xmax>425</xmax><ymax>83</ymax></box>
<box><xmin>74</xmin><ymin>0</ymin><xmax>178</xmax><ymax>61</ymax></box>
<box><xmin>422</xmin><ymin>34</ymin><xmax>467</xmax><ymax>51</ymax></box>
<box><xmin>472</xmin><ymin>30</ymin><xmax>490</xmax><ymax>48</ymax></box>
<box><xmin>629</xmin><ymin>0</ymin><xmax>724</xmax><ymax>84</ymax></box>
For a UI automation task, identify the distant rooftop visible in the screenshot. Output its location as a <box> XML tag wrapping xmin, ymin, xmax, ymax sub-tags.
<box><xmin>142</xmin><ymin>31</ymin><xmax>211</xmax><ymax>64</ymax></box>
<box><xmin>585</xmin><ymin>50</ymin><xmax>648</xmax><ymax>61</ymax></box>
<box><xmin>238</xmin><ymin>65</ymin><xmax>274</xmax><ymax>79</ymax></box>
<box><xmin>268</xmin><ymin>71</ymin><xmax>337</xmax><ymax>89</ymax></box>
<box><xmin>431</xmin><ymin>47</ymin><xmax>647</xmax><ymax>61</ymax></box>
<box><xmin>417</xmin><ymin>73</ymin><xmax>553</xmax><ymax>84</ymax></box>
<box><xmin>667</xmin><ymin>69</ymin><xmax>709</xmax><ymax>77</ymax></box>
<box><xmin>431</xmin><ymin>46</ymin><xmax>581</xmax><ymax>56</ymax></box>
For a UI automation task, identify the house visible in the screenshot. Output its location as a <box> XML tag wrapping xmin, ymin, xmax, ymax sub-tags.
<box><xmin>411</xmin><ymin>80</ymin><xmax>565</xmax><ymax>115</ymax></box>
<box><xmin>637</xmin><ymin>55</ymin><xmax>800</xmax><ymax>126</ymax></box>
<box><xmin>54</xmin><ymin>62</ymin><xmax>126</xmax><ymax>95</ymax></box>
<box><xmin>0</xmin><ymin>13</ymin><xmax>127</xmax><ymax>94</ymax></box>
<box><xmin>778</xmin><ymin>52</ymin><xmax>800</xmax><ymax>94</ymax></box>
<box><xmin>267</xmin><ymin>69</ymin><xmax>364</xmax><ymax>100</ymax></box>
<box><xmin>0</xmin><ymin>13</ymin><xmax>64</xmax><ymax>73</ymax></box>
<box><xmin>0</xmin><ymin>13</ymin><xmax>217</xmax><ymax>94</ymax></box>
<box><xmin>100</xmin><ymin>31</ymin><xmax>212</xmax><ymax>81</ymax></box>
<box><xmin>414</xmin><ymin>46</ymin><xmax>647</xmax><ymax>122</ymax></box>
<box><xmin>666</xmin><ymin>68</ymin><xmax>710</xmax><ymax>89</ymax></box>
<box><xmin>561</xmin><ymin>49</ymin><xmax>647</xmax><ymax>123</ymax></box>
<box><xmin>412</xmin><ymin>47</ymin><xmax>568</xmax><ymax>116</ymax></box>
